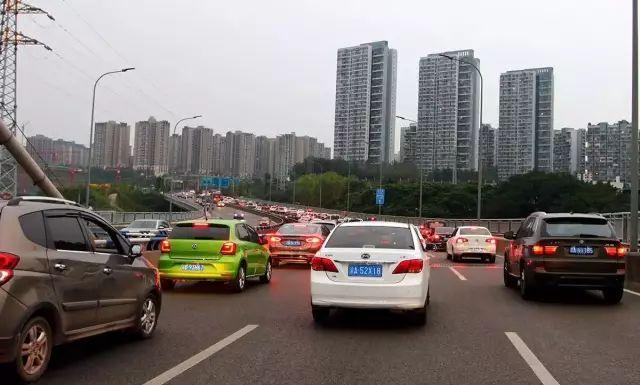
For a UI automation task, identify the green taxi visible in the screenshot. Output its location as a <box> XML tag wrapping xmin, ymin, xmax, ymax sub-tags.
<box><xmin>158</xmin><ymin>219</ymin><xmax>271</xmax><ymax>292</ymax></box>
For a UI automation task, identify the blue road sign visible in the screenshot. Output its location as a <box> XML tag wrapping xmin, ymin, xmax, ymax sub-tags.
<box><xmin>200</xmin><ymin>177</ymin><xmax>232</xmax><ymax>188</ymax></box>
<box><xmin>375</xmin><ymin>188</ymin><xmax>385</xmax><ymax>206</ymax></box>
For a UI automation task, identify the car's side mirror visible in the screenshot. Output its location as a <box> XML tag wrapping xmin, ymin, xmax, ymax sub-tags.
<box><xmin>130</xmin><ymin>244</ymin><xmax>143</xmax><ymax>257</ymax></box>
<box><xmin>503</xmin><ymin>231</ymin><xmax>515</xmax><ymax>240</ymax></box>
<box><xmin>258</xmin><ymin>235</ymin><xmax>268</xmax><ymax>245</ymax></box>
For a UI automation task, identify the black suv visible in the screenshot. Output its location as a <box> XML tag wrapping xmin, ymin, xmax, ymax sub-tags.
<box><xmin>0</xmin><ymin>197</ymin><xmax>161</xmax><ymax>382</ymax></box>
<box><xmin>503</xmin><ymin>212</ymin><xmax>625</xmax><ymax>303</ymax></box>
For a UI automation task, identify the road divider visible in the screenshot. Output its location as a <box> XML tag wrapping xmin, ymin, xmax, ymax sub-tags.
<box><xmin>505</xmin><ymin>332</ymin><xmax>560</xmax><ymax>385</ymax></box>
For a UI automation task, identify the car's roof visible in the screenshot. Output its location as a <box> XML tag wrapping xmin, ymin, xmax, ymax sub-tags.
<box><xmin>456</xmin><ymin>225</ymin><xmax>489</xmax><ymax>229</ymax></box>
<box><xmin>536</xmin><ymin>212</ymin><xmax>605</xmax><ymax>220</ymax></box>
<box><xmin>338</xmin><ymin>221</ymin><xmax>410</xmax><ymax>228</ymax></box>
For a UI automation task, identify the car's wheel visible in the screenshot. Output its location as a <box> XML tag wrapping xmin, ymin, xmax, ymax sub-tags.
<box><xmin>408</xmin><ymin>299</ymin><xmax>428</xmax><ymax>326</ymax></box>
<box><xmin>603</xmin><ymin>286</ymin><xmax>624</xmax><ymax>304</ymax></box>
<box><xmin>489</xmin><ymin>255</ymin><xmax>496</xmax><ymax>264</ymax></box>
<box><xmin>311</xmin><ymin>305</ymin><xmax>330</xmax><ymax>324</ymax></box>
<box><xmin>481</xmin><ymin>256</ymin><xmax>487</xmax><ymax>263</ymax></box>
<box><xmin>260</xmin><ymin>259</ymin><xmax>272</xmax><ymax>284</ymax></box>
<box><xmin>452</xmin><ymin>254</ymin><xmax>460</xmax><ymax>262</ymax></box>
<box><xmin>231</xmin><ymin>264</ymin><xmax>246</xmax><ymax>292</ymax></box>
<box><xmin>132</xmin><ymin>294</ymin><xmax>159</xmax><ymax>339</ymax></box>
<box><xmin>446</xmin><ymin>252</ymin><xmax>452</xmax><ymax>260</ymax></box>
<box><xmin>14</xmin><ymin>316</ymin><xmax>53</xmax><ymax>383</ymax></box>
<box><xmin>271</xmin><ymin>259</ymin><xmax>280</xmax><ymax>268</ymax></box>
<box><xmin>160</xmin><ymin>279</ymin><xmax>175</xmax><ymax>290</ymax></box>
<box><xmin>503</xmin><ymin>259</ymin><xmax>518</xmax><ymax>288</ymax></box>
<box><xmin>519</xmin><ymin>267</ymin><xmax>536</xmax><ymax>300</ymax></box>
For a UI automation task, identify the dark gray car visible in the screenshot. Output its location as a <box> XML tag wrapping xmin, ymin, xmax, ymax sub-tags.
<box><xmin>0</xmin><ymin>197</ymin><xmax>161</xmax><ymax>383</ymax></box>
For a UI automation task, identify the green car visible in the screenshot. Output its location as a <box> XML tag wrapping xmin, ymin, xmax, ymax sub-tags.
<box><xmin>158</xmin><ymin>219</ymin><xmax>271</xmax><ymax>291</ymax></box>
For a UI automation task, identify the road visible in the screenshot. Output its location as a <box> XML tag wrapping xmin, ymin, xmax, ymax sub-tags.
<box><xmin>25</xmin><ymin>250</ymin><xmax>640</xmax><ymax>385</ymax></box>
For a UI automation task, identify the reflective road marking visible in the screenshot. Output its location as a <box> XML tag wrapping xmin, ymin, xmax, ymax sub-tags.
<box><xmin>448</xmin><ymin>266</ymin><xmax>467</xmax><ymax>281</ymax></box>
<box><xmin>624</xmin><ymin>288</ymin><xmax>640</xmax><ymax>297</ymax></box>
<box><xmin>505</xmin><ymin>332</ymin><xmax>560</xmax><ymax>385</ymax></box>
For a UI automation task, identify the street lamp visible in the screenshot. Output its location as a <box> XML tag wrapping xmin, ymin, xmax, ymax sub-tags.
<box><xmin>397</xmin><ymin>115</ymin><xmax>422</xmax><ymax>218</ymax></box>
<box><xmin>438</xmin><ymin>53</ymin><xmax>484</xmax><ymax>220</ymax></box>
<box><xmin>86</xmin><ymin>67</ymin><xmax>135</xmax><ymax>206</ymax></box>
<box><xmin>169</xmin><ymin>115</ymin><xmax>202</xmax><ymax>221</ymax></box>
<box><xmin>630</xmin><ymin>0</ymin><xmax>638</xmax><ymax>251</ymax></box>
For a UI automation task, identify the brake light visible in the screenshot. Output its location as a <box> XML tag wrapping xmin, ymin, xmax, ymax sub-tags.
<box><xmin>433</xmin><ymin>235</ymin><xmax>440</xmax><ymax>241</ymax></box>
<box><xmin>306</xmin><ymin>237</ymin><xmax>322</xmax><ymax>244</ymax></box>
<box><xmin>160</xmin><ymin>240</ymin><xmax>171</xmax><ymax>253</ymax></box>
<box><xmin>311</xmin><ymin>256</ymin><xmax>338</xmax><ymax>272</ymax></box>
<box><xmin>193</xmin><ymin>223</ymin><xmax>209</xmax><ymax>229</ymax></box>
<box><xmin>220</xmin><ymin>242</ymin><xmax>237</xmax><ymax>255</ymax></box>
<box><xmin>532</xmin><ymin>244</ymin><xmax>557</xmax><ymax>255</ymax></box>
<box><xmin>605</xmin><ymin>246</ymin><xmax>627</xmax><ymax>258</ymax></box>
<box><xmin>0</xmin><ymin>252</ymin><xmax>19</xmax><ymax>286</ymax></box>
<box><xmin>392</xmin><ymin>259</ymin><xmax>424</xmax><ymax>274</ymax></box>
<box><xmin>486</xmin><ymin>238</ymin><xmax>496</xmax><ymax>245</ymax></box>
<box><xmin>456</xmin><ymin>238</ymin><xmax>468</xmax><ymax>244</ymax></box>
<box><xmin>270</xmin><ymin>236</ymin><xmax>281</xmax><ymax>243</ymax></box>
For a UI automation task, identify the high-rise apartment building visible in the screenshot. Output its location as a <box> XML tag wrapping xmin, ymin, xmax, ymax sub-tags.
<box><xmin>479</xmin><ymin>124</ymin><xmax>497</xmax><ymax>168</ymax></box>
<box><xmin>274</xmin><ymin>133</ymin><xmax>296</xmax><ymax>185</ymax></box>
<box><xmin>212</xmin><ymin>134</ymin><xmax>226</xmax><ymax>175</ymax></box>
<box><xmin>224</xmin><ymin>131</ymin><xmax>256</xmax><ymax>178</ymax></box>
<box><xmin>168</xmin><ymin>134</ymin><xmax>181</xmax><ymax>173</ymax></box>
<box><xmin>399</xmin><ymin>124</ymin><xmax>417</xmax><ymax>163</ymax></box>
<box><xmin>585</xmin><ymin>120</ymin><xmax>632</xmax><ymax>184</ymax></box>
<box><xmin>180</xmin><ymin>126</ymin><xmax>213</xmax><ymax>175</ymax></box>
<box><xmin>575</xmin><ymin>128</ymin><xmax>586</xmax><ymax>176</ymax></box>
<box><xmin>255</xmin><ymin>136</ymin><xmax>276</xmax><ymax>179</ymax></box>
<box><xmin>416</xmin><ymin>50</ymin><xmax>481</xmax><ymax>177</ymax></box>
<box><xmin>553</xmin><ymin>128</ymin><xmax>572</xmax><ymax>173</ymax></box>
<box><xmin>28</xmin><ymin>135</ymin><xmax>89</xmax><ymax>167</ymax></box>
<box><xmin>333</xmin><ymin>41</ymin><xmax>397</xmax><ymax>164</ymax></box>
<box><xmin>93</xmin><ymin>121</ymin><xmax>130</xmax><ymax>168</ymax></box>
<box><xmin>497</xmin><ymin>67</ymin><xmax>554</xmax><ymax>180</ymax></box>
<box><xmin>133</xmin><ymin>117</ymin><xmax>170</xmax><ymax>175</ymax></box>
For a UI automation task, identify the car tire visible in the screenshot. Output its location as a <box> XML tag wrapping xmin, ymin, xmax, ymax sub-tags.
<box><xmin>603</xmin><ymin>286</ymin><xmax>624</xmax><ymax>304</ymax></box>
<box><xmin>519</xmin><ymin>268</ymin><xmax>536</xmax><ymax>300</ymax></box>
<box><xmin>160</xmin><ymin>279</ymin><xmax>175</xmax><ymax>291</ymax></box>
<box><xmin>452</xmin><ymin>254</ymin><xmax>460</xmax><ymax>263</ymax></box>
<box><xmin>272</xmin><ymin>259</ymin><xmax>280</xmax><ymax>268</ymax></box>
<box><xmin>481</xmin><ymin>256</ymin><xmax>487</xmax><ymax>263</ymax></box>
<box><xmin>489</xmin><ymin>255</ymin><xmax>496</xmax><ymax>264</ymax></box>
<box><xmin>312</xmin><ymin>305</ymin><xmax>330</xmax><ymax>324</ymax></box>
<box><xmin>503</xmin><ymin>259</ymin><xmax>518</xmax><ymax>288</ymax></box>
<box><xmin>14</xmin><ymin>316</ymin><xmax>53</xmax><ymax>383</ymax></box>
<box><xmin>260</xmin><ymin>259</ymin><xmax>272</xmax><ymax>284</ymax></box>
<box><xmin>231</xmin><ymin>264</ymin><xmax>246</xmax><ymax>292</ymax></box>
<box><xmin>131</xmin><ymin>294</ymin><xmax>159</xmax><ymax>339</ymax></box>
<box><xmin>408</xmin><ymin>299</ymin><xmax>428</xmax><ymax>326</ymax></box>
<box><xmin>446</xmin><ymin>252</ymin><xmax>452</xmax><ymax>260</ymax></box>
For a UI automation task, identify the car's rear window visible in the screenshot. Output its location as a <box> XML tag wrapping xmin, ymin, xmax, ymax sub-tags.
<box><xmin>170</xmin><ymin>224</ymin><xmax>230</xmax><ymax>240</ymax></box>
<box><xmin>435</xmin><ymin>227</ymin><xmax>454</xmax><ymax>235</ymax></box>
<box><xmin>542</xmin><ymin>217</ymin><xmax>615</xmax><ymax>238</ymax></box>
<box><xmin>325</xmin><ymin>226</ymin><xmax>414</xmax><ymax>249</ymax></box>
<box><xmin>459</xmin><ymin>227</ymin><xmax>491</xmax><ymax>236</ymax></box>
<box><xmin>278</xmin><ymin>224</ymin><xmax>323</xmax><ymax>235</ymax></box>
<box><xmin>129</xmin><ymin>220</ymin><xmax>157</xmax><ymax>228</ymax></box>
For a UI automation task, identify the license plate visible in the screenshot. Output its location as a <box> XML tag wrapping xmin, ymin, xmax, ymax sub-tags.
<box><xmin>348</xmin><ymin>264</ymin><xmax>382</xmax><ymax>277</ymax></box>
<box><xmin>284</xmin><ymin>240</ymin><xmax>302</xmax><ymax>246</ymax></box>
<box><xmin>181</xmin><ymin>264</ymin><xmax>204</xmax><ymax>271</ymax></box>
<box><xmin>569</xmin><ymin>246</ymin><xmax>594</xmax><ymax>255</ymax></box>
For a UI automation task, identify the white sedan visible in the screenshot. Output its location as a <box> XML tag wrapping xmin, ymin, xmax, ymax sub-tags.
<box><xmin>446</xmin><ymin>226</ymin><xmax>496</xmax><ymax>263</ymax></box>
<box><xmin>310</xmin><ymin>221</ymin><xmax>430</xmax><ymax>325</ymax></box>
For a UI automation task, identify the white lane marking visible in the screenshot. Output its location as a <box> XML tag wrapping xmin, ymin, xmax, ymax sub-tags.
<box><xmin>624</xmin><ymin>288</ymin><xmax>640</xmax><ymax>297</ymax></box>
<box><xmin>505</xmin><ymin>332</ymin><xmax>560</xmax><ymax>385</ymax></box>
<box><xmin>448</xmin><ymin>266</ymin><xmax>467</xmax><ymax>281</ymax></box>
<box><xmin>143</xmin><ymin>325</ymin><xmax>258</xmax><ymax>385</ymax></box>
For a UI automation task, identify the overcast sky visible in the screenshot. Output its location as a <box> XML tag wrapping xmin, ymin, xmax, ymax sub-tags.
<box><xmin>21</xmin><ymin>0</ymin><xmax>632</xmax><ymax>151</ymax></box>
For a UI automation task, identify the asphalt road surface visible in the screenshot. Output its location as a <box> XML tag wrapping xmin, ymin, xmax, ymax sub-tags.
<box><xmin>16</xmin><ymin>252</ymin><xmax>640</xmax><ymax>385</ymax></box>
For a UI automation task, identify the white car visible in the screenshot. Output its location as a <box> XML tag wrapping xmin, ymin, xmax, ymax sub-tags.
<box><xmin>310</xmin><ymin>221</ymin><xmax>430</xmax><ymax>325</ymax></box>
<box><xmin>446</xmin><ymin>226</ymin><xmax>496</xmax><ymax>263</ymax></box>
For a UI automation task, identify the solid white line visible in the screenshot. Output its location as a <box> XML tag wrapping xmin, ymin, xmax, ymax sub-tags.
<box><xmin>143</xmin><ymin>324</ymin><xmax>258</xmax><ymax>385</ymax></box>
<box><xmin>505</xmin><ymin>332</ymin><xmax>560</xmax><ymax>385</ymax></box>
<box><xmin>448</xmin><ymin>266</ymin><xmax>467</xmax><ymax>281</ymax></box>
<box><xmin>624</xmin><ymin>288</ymin><xmax>640</xmax><ymax>297</ymax></box>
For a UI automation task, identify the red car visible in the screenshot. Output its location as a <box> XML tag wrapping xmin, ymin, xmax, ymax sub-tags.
<box><xmin>268</xmin><ymin>223</ymin><xmax>331</xmax><ymax>266</ymax></box>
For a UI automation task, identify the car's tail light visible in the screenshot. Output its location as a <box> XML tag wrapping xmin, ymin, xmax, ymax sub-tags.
<box><xmin>456</xmin><ymin>238</ymin><xmax>468</xmax><ymax>244</ymax></box>
<box><xmin>0</xmin><ymin>252</ymin><xmax>19</xmax><ymax>287</ymax></box>
<box><xmin>269</xmin><ymin>236</ymin><xmax>281</xmax><ymax>243</ymax></box>
<box><xmin>306</xmin><ymin>237</ymin><xmax>322</xmax><ymax>244</ymax></box>
<box><xmin>532</xmin><ymin>244</ymin><xmax>558</xmax><ymax>256</ymax></box>
<box><xmin>392</xmin><ymin>259</ymin><xmax>424</xmax><ymax>274</ymax></box>
<box><xmin>486</xmin><ymin>238</ymin><xmax>496</xmax><ymax>245</ymax></box>
<box><xmin>192</xmin><ymin>223</ymin><xmax>209</xmax><ymax>229</ymax></box>
<box><xmin>220</xmin><ymin>242</ymin><xmax>237</xmax><ymax>255</ymax></box>
<box><xmin>160</xmin><ymin>240</ymin><xmax>171</xmax><ymax>253</ymax></box>
<box><xmin>433</xmin><ymin>235</ymin><xmax>440</xmax><ymax>241</ymax></box>
<box><xmin>605</xmin><ymin>246</ymin><xmax>627</xmax><ymax>258</ymax></box>
<box><xmin>311</xmin><ymin>256</ymin><xmax>338</xmax><ymax>272</ymax></box>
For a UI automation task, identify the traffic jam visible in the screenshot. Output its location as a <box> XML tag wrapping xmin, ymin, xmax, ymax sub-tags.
<box><xmin>1</xmin><ymin>192</ymin><xmax>638</xmax><ymax>384</ymax></box>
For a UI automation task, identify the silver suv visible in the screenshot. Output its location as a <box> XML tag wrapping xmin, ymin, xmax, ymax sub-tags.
<box><xmin>0</xmin><ymin>197</ymin><xmax>161</xmax><ymax>383</ymax></box>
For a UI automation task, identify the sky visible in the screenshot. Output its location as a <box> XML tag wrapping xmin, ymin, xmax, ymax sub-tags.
<box><xmin>20</xmin><ymin>0</ymin><xmax>632</xmax><ymax>151</ymax></box>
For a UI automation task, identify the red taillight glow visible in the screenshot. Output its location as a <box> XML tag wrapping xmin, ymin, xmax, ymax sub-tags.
<box><xmin>160</xmin><ymin>240</ymin><xmax>171</xmax><ymax>253</ymax></box>
<box><xmin>270</xmin><ymin>236</ymin><xmax>281</xmax><ymax>243</ymax></box>
<box><xmin>486</xmin><ymin>238</ymin><xmax>496</xmax><ymax>245</ymax></box>
<box><xmin>192</xmin><ymin>223</ymin><xmax>209</xmax><ymax>229</ymax></box>
<box><xmin>532</xmin><ymin>244</ymin><xmax>558</xmax><ymax>256</ymax></box>
<box><xmin>306</xmin><ymin>237</ymin><xmax>322</xmax><ymax>244</ymax></box>
<box><xmin>392</xmin><ymin>259</ymin><xmax>424</xmax><ymax>274</ymax></box>
<box><xmin>0</xmin><ymin>252</ymin><xmax>19</xmax><ymax>286</ymax></box>
<box><xmin>605</xmin><ymin>246</ymin><xmax>627</xmax><ymax>258</ymax></box>
<box><xmin>433</xmin><ymin>235</ymin><xmax>440</xmax><ymax>241</ymax></box>
<box><xmin>456</xmin><ymin>238</ymin><xmax>468</xmax><ymax>244</ymax></box>
<box><xmin>220</xmin><ymin>242</ymin><xmax>237</xmax><ymax>255</ymax></box>
<box><xmin>311</xmin><ymin>256</ymin><xmax>338</xmax><ymax>272</ymax></box>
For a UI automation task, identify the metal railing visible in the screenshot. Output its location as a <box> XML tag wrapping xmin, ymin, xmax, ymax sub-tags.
<box><xmin>95</xmin><ymin>194</ymin><xmax>203</xmax><ymax>225</ymax></box>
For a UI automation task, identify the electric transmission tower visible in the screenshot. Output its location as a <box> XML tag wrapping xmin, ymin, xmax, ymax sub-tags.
<box><xmin>0</xmin><ymin>0</ymin><xmax>52</xmax><ymax>195</ymax></box>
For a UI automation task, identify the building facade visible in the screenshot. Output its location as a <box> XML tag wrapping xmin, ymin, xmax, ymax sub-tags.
<box><xmin>93</xmin><ymin>121</ymin><xmax>130</xmax><ymax>169</ymax></box>
<box><xmin>133</xmin><ymin>117</ymin><xmax>170</xmax><ymax>175</ymax></box>
<box><xmin>28</xmin><ymin>135</ymin><xmax>89</xmax><ymax>168</ymax></box>
<box><xmin>497</xmin><ymin>67</ymin><xmax>554</xmax><ymax>180</ymax></box>
<box><xmin>585</xmin><ymin>120</ymin><xmax>632</xmax><ymax>184</ymax></box>
<box><xmin>333</xmin><ymin>41</ymin><xmax>397</xmax><ymax>164</ymax></box>
<box><xmin>479</xmin><ymin>124</ymin><xmax>497</xmax><ymax>168</ymax></box>
<box><xmin>399</xmin><ymin>124</ymin><xmax>417</xmax><ymax>163</ymax></box>
<box><xmin>416</xmin><ymin>49</ymin><xmax>481</xmax><ymax>178</ymax></box>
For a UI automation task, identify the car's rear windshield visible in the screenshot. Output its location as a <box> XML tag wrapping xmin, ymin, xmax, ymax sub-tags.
<box><xmin>278</xmin><ymin>224</ymin><xmax>323</xmax><ymax>235</ymax></box>
<box><xmin>459</xmin><ymin>227</ymin><xmax>491</xmax><ymax>236</ymax></box>
<box><xmin>169</xmin><ymin>224</ymin><xmax>230</xmax><ymax>240</ymax></box>
<box><xmin>325</xmin><ymin>226</ymin><xmax>414</xmax><ymax>249</ymax></box>
<box><xmin>129</xmin><ymin>220</ymin><xmax>156</xmax><ymax>228</ymax></box>
<box><xmin>435</xmin><ymin>227</ymin><xmax>454</xmax><ymax>234</ymax></box>
<box><xmin>542</xmin><ymin>217</ymin><xmax>615</xmax><ymax>238</ymax></box>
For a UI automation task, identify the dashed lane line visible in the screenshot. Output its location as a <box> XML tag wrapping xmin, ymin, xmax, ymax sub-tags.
<box><xmin>448</xmin><ymin>266</ymin><xmax>468</xmax><ymax>281</ymax></box>
<box><xmin>624</xmin><ymin>288</ymin><xmax>640</xmax><ymax>297</ymax></box>
<box><xmin>505</xmin><ymin>332</ymin><xmax>560</xmax><ymax>385</ymax></box>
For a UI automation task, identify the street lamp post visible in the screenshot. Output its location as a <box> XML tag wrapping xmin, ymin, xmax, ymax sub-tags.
<box><xmin>438</xmin><ymin>53</ymin><xmax>484</xmax><ymax>220</ymax></box>
<box><xmin>631</xmin><ymin>0</ymin><xmax>638</xmax><ymax>251</ymax></box>
<box><xmin>396</xmin><ymin>116</ymin><xmax>421</xmax><ymax>218</ymax></box>
<box><xmin>169</xmin><ymin>115</ymin><xmax>202</xmax><ymax>222</ymax></box>
<box><xmin>86</xmin><ymin>68</ymin><xmax>135</xmax><ymax>206</ymax></box>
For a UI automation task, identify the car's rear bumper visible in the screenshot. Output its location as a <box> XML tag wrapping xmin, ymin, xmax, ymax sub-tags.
<box><xmin>310</xmin><ymin>271</ymin><xmax>427</xmax><ymax>310</ymax></box>
<box><xmin>528</xmin><ymin>270</ymin><xmax>625</xmax><ymax>289</ymax></box>
<box><xmin>0</xmin><ymin>289</ymin><xmax>25</xmax><ymax>363</ymax></box>
<box><xmin>158</xmin><ymin>258</ymin><xmax>240</xmax><ymax>281</ymax></box>
<box><xmin>270</xmin><ymin>250</ymin><xmax>318</xmax><ymax>261</ymax></box>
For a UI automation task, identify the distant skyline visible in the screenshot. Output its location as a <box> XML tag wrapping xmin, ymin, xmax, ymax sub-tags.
<box><xmin>20</xmin><ymin>0</ymin><xmax>631</xmax><ymax>151</ymax></box>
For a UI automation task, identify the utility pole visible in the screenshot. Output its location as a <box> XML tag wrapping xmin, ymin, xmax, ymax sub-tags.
<box><xmin>631</xmin><ymin>0</ymin><xmax>638</xmax><ymax>251</ymax></box>
<box><xmin>0</xmin><ymin>1</ymin><xmax>53</xmax><ymax>196</ymax></box>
